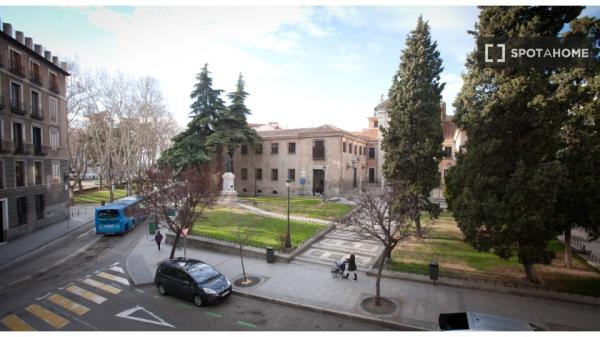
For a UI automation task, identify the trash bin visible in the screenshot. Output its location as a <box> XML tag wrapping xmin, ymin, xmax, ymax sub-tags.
<box><xmin>429</xmin><ymin>261</ymin><xmax>439</xmax><ymax>285</ymax></box>
<box><xmin>101</xmin><ymin>200</ymin><xmax>105</xmax><ymax>206</ymax></box>
<box><xmin>266</xmin><ymin>247</ymin><xmax>275</xmax><ymax>263</ymax></box>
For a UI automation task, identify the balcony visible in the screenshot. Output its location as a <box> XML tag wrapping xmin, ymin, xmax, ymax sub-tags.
<box><xmin>0</xmin><ymin>54</ymin><xmax>3</xmax><ymax>68</ymax></box>
<box><xmin>13</xmin><ymin>142</ymin><xmax>33</xmax><ymax>155</ymax></box>
<box><xmin>0</xmin><ymin>140</ymin><xmax>11</xmax><ymax>154</ymax></box>
<box><xmin>49</xmin><ymin>82</ymin><xmax>60</xmax><ymax>94</ymax></box>
<box><xmin>0</xmin><ymin>95</ymin><xmax>5</xmax><ymax>110</ymax></box>
<box><xmin>10</xmin><ymin>104</ymin><xmax>27</xmax><ymax>116</ymax></box>
<box><xmin>33</xmin><ymin>144</ymin><xmax>47</xmax><ymax>156</ymax></box>
<box><xmin>31</xmin><ymin>106</ymin><xmax>44</xmax><ymax>121</ymax></box>
<box><xmin>30</xmin><ymin>71</ymin><xmax>43</xmax><ymax>87</ymax></box>
<box><xmin>9</xmin><ymin>61</ymin><xmax>25</xmax><ymax>78</ymax></box>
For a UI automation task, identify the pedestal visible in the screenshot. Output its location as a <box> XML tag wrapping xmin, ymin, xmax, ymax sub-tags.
<box><xmin>219</xmin><ymin>172</ymin><xmax>238</xmax><ymax>204</ymax></box>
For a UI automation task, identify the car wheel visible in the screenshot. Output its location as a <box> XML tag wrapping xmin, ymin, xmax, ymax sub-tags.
<box><xmin>193</xmin><ymin>294</ymin><xmax>204</xmax><ymax>307</ymax></box>
<box><xmin>157</xmin><ymin>284</ymin><xmax>167</xmax><ymax>296</ymax></box>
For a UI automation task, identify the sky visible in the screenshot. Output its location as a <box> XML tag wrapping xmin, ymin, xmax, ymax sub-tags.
<box><xmin>0</xmin><ymin>5</ymin><xmax>598</xmax><ymax>131</ymax></box>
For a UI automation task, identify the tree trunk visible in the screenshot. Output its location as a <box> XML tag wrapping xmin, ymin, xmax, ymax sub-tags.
<box><xmin>375</xmin><ymin>248</ymin><xmax>388</xmax><ymax>306</ymax></box>
<box><xmin>78</xmin><ymin>179</ymin><xmax>83</xmax><ymax>192</ymax></box>
<box><xmin>564</xmin><ymin>229</ymin><xmax>572</xmax><ymax>269</ymax></box>
<box><xmin>169</xmin><ymin>230</ymin><xmax>181</xmax><ymax>259</ymax></box>
<box><xmin>240</xmin><ymin>242</ymin><xmax>247</xmax><ymax>282</ymax></box>
<box><xmin>523</xmin><ymin>263</ymin><xmax>540</xmax><ymax>283</ymax></box>
<box><xmin>99</xmin><ymin>175</ymin><xmax>103</xmax><ymax>189</ymax></box>
<box><xmin>414</xmin><ymin>214</ymin><xmax>422</xmax><ymax>237</ymax></box>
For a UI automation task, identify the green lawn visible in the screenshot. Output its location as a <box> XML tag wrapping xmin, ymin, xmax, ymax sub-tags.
<box><xmin>239</xmin><ymin>196</ymin><xmax>353</xmax><ymax>220</ymax></box>
<box><xmin>192</xmin><ymin>207</ymin><xmax>325</xmax><ymax>250</ymax></box>
<box><xmin>389</xmin><ymin>214</ymin><xmax>600</xmax><ymax>296</ymax></box>
<box><xmin>73</xmin><ymin>188</ymin><xmax>128</xmax><ymax>204</ymax></box>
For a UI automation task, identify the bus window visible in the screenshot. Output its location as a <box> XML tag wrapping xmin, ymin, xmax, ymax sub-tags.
<box><xmin>98</xmin><ymin>209</ymin><xmax>120</xmax><ymax>219</ymax></box>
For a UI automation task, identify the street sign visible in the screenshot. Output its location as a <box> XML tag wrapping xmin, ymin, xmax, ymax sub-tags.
<box><xmin>182</xmin><ymin>228</ymin><xmax>189</xmax><ymax>237</ymax></box>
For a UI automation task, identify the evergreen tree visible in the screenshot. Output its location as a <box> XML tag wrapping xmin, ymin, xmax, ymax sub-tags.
<box><xmin>446</xmin><ymin>6</ymin><xmax>583</xmax><ymax>282</ymax></box>
<box><xmin>160</xmin><ymin>64</ymin><xmax>225</xmax><ymax>170</ymax></box>
<box><xmin>381</xmin><ymin>16</ymin><xmax>445</xmax><ymax>237</ymax></box>
<box><xmin>206</xmin><ymin>73</ymin><xmax>260</xmax><ymax>168</ymax></box>
<box><xmin>554</xmin><ymin>16</ymin><xmax>600</xmax><ymax>268</ymax></box>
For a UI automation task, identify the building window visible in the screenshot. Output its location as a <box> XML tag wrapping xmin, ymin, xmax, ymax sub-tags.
<box><xmin>12</xmin><ymin>122</ymin><xmax>24</xmax><ymax>153</ymax></box>
<box><xmin>50</xmin><ymin>73</ymin><xmax>59</xmax><ymax>93</ymax></box>
<box><xmin>359</xmin><ymin>146</ymin><xmax>363</xmax><ymax>156</ymax></box>
<box><xmin>443</xmin><ymin>168</ymin><xmax>450</xmax><ymax>179</ymax></box>
<box><xmin>369</xmin><ymin>168</ymin><xmax>375</xmax><ymax>183</ymax></box>
<box><xmin>30</xmin><ymin>61</ymin><xmax>41</xmax><ymax>84</ymax></box>
<box><xmin>368</xmin><ymin>147</ymin><xmax>376</xmax><ymax>159</ymax></box>
<box><xmin>33</xmin><ymin>126</ymin><xmax>43</xmax><ymax>155</ymax></box>
<box><xmin>34</xmin><ymin>162</ymin><xmax>43</xmax><ymax>185</ymax></box>
<box><xmin>288</xmin><ymin>169</ymin><xmax>295</xmax><ymax>181</ymax></box>
<box><xmin>255</xmin><ymin>144</ymin><xmax>263</xmax><ymax>154</ymax></box>
<box><xmin>50</xmin><ymin>128</ymin><xmax>60</xmax><ymax>150</ymax></box>
<box><xmin>9</xmin><ymin>50</ymin><xmax>23</xmax><ymax>75</ymax></box>
<box><xmin>444</xmin><ymin>146</ymin><xmax>452</xmax><ymax>158</ymax></box>
<box><xmin>0</xmin><ymin>160</ymin><xmax>4</xmax><ymax>189</ymax></box>
<box><xmin>343</xmin><ymin>142</ymin><xmax>346</xmax><ymax>153</ymax></box>
<box><xmin>288</xmin><ymin>142</ymin><xmax>296</xmax><ymax>154</ymax></box>
<box><xmin>17</xmin><ymin>197</ymin><xmax>27</xmax><ymax>225</ymax></box>
<box><xmin>15</xmin><ymin>161</ymin><xmax>25</xmax><ymax>187</ymax></box>
<box><xmin>241</xmin><ymin>144</ymin><xmax>248</xmax><ymax>155</ymax></box>
<box><xmin>354</xmin><ymin>144</ymin><xmax>357</xmax><ymax>155</ymax></box>
<box><xmin>271</xmin><ymin>143</ymin><xmax>279</xmax><ymax>154</ymax></box>
<box><xmin>31</xmin><ymin>91</ymin><xmax>40</xmax><ymax>116</ymax></box>
<box><xmin>241</xmin><ymin>168</ymin><xmax>248</xmax><ymax>180</ymax></box>
<box><xmin>10</xmin><ymin>82</ymin><xmax>21</xmax><ymax>109</ymax></box>
<box><xmin>271</xmin><ymin>169</ymin><xmax>278</xmax><ymax>181</ymax></box>
<box><xmin>256</xmin><ymin>168</ymin><xmax>262</xmax><ymax>180</ymax></box>
<box><xmin>374</xmin><ymin>120</ymin><xmax>378</xmax><ymax>128</ymax></box>
<box><xmin>313</xmin><ymin>140</ymin><xmax>325</xmax><ymax>160</ymax></box>
<box><xmin>348</xmin><ymin>143</ymin><xmax>352</xmax><ymax>154</ymax></box>
<box><xmin>49</xmin><ymin>97</ymin><xmax>58</xmax><ymax>123</ymax></box>
<box><xmin>52</xmin><ymin>161</ymin><xmax>60</xmax><ymax>184</ymax></box>
<box><xmin>35</xmin><ymin>194</ymin><xmax>45</xmax><ymax>220</ymax></box>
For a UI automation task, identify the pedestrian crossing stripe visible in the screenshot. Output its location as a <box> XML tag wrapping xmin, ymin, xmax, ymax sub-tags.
<box><xmin>47</xmin><ymin>293</ymin><xmax>90</xmax><ymax>316</ymax></box>
<box><xmin>110</xmin><ymin>266</ymin><xmax>125</xmax><ymax>274</ymax></box>
<box><xmin>96</xmin><ymin>272</ymin><xmax>130</xmax><ymax>286</ymax></box>
<box><xmin>1</xmin><ymin>314</ymin><xmax>36</xmax><ymax>331</ymax></box>
<box><xmin>26</xmin><ymin>304</ymin><xmax>70</xmax><ymax>329</ymax></box>
<box><xmin>66</xmin><ymin>285</ymin><xmax>107</xmax><ymax>304</ymax></box>
<box><xmin>82</xmin><ymin>278</ymin><xmax>122</xmax><ymax>294</ymax></box>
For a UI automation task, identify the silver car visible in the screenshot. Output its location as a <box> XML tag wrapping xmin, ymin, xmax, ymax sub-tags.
<box><xmin>439</xmin><ymin>312</ymin><xmax>545</xmax><ymax>331</ymax></box>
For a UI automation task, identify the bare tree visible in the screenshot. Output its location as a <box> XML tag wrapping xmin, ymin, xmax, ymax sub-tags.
<box><xmin>142</xmin><ymin>166</ymin><xmax>219</xmax><ymax>259</ymax></box>
<box><xmin>340</xmin><ymin>184</ymin><xmax>416</xmax><ymax>306</ymax></box>
<box><xmin>234</xmin><ymin>218</ymin><xmax>259</xmax><ymax>285</ymax></box>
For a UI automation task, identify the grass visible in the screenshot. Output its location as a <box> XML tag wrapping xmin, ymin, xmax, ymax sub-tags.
<box><xmin>389</xmin><ymin>214</ymin><xmax>600</xmax><ymax>297</ymax></box>
<box><xmin>73</xmin><ymin>188</ymin><xmax>128</xmax><ymax>204</ymax></box>
<box><xmin>238</xmin><ymin>196</ymin><xmax>353</xmax><ymax>220</ymax></box>
<box><xmin>192</xmin><ymin>207</ymin><xmax>325</xmax><ymax>250</ymax></box>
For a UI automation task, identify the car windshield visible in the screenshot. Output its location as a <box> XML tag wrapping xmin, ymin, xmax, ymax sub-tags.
<box><xmin>98</xmin><ymin>209</ymin><xmax>120</xmax><ymax>219</ymax></box>
<box><xmin>188</xmin><ymin>264</ymin><xmax>220</xmax><ymax>283</ymax></box>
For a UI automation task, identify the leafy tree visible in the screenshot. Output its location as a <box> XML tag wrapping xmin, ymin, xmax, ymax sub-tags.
<box><xmin>446</xmin><ymin>6</ymin><xmax>583</xmax><ymax>283</ymax></box>
<box><xmin>381</xmin><ymin>16</ymin><xmax>445</xmax><ymax>237</ymax></box>
<box><xmin>554</xmin><ymin>16</ymin><xmax>600</xmax><ymax>268</ymax></box>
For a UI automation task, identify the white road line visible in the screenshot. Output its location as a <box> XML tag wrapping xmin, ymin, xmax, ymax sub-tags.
<box><xmin>115</xmin><ymin>306</ymin><xmax>175</xmax><ymax>328</ymax></box>
<box><xmin>8</xmin><ymin>275</ymin><xmax>32</xmax><ymax>286</ymax></box>
<box><xmin>111</xmin><ymin>262</ymin><xmax>120</xmax><ymax>266</ymax></box>
<box><xmin>59</xmin><ymin>283</ymin><xmax>74</xmax><ymax>290</ymax></box>
<box><xmin>36</xmin><ymin>292</ymin><xmax>53</xmax><ymax>301</ymax></box>
<box><xmin>96</xmin><ymin>272</ymin><xmax>130</xmax><ymax>286</ymax></box>
<box><xmin>109</xmin><ymin>266</ymin><xmax>125</xmax><ymax>274</ymax></box>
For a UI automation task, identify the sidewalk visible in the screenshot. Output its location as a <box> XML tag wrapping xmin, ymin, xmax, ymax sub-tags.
<box><xmin>236</xmin><ymin>202</ymin><xmax>334</xmax><ymax>225</ymax></box>
<box><xmin>126</xmin><ymin>233</ymin><xmax>600</xmax><ymax>331</ymax></box>
<box><xmin>0</xmin><ymin>205</ymin><xmax>96</xmax><ymax>270</ymax></box>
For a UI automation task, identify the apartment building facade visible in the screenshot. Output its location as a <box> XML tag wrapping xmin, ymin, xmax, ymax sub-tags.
<box><xmin>0</xmin><ymin>20</ymin><xmax>70</xmax><ymax>243</ymax></box>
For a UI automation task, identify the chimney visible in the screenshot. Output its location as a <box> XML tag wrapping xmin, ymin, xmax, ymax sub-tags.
<box><xmin>440</xmin><ymin>101</ymin><xmax>447</xmax><ymax>122</ymax></box>
<box><xmin>61</xmin><ymin>62</ymin><xmax>68</xmax><ymax>72</ymax></box>
<box><xmin>25</xmin><ymin>37</ymin><xmax>33</xmax><ymax>49</ymax></box>
<box><xmin>34</xmin><ymin>44</ymin><xmax>43</xmax><ymax>55</ymax></box>
<box><xmin>52</xmin><ymin>56</ymin><xmax>59</xmax><ymax>65</ymax></box>
<box><xmin>15</xmin><ymin>30</ymin><xmax>24</xmax><ymax>44</ymax></box>
<box><xmin>2</xmin><ymin>22</ymin><xmax>12</xmax><ymax>37</ymax></box>
<box><xmin>44</xmin><ymin>50</ymin><xmax>51</xmax><ymax>61</ymax></box>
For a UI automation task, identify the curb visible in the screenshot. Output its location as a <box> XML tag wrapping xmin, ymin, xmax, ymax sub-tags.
<box><xmin>232</xmin><ymin>289</ymin><xmax>427</xmax><ymax>331</ymax></box>
<box><xmin>0</xmin><ymin>219</ymin><xmax>94</xmax><ymax>272</ymax></box>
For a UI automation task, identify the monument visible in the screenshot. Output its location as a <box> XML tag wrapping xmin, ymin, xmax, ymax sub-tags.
<box><xmin>219</xmin><ymin>153</ymin><xmax>238</xmax><ymax>204</ymax></box>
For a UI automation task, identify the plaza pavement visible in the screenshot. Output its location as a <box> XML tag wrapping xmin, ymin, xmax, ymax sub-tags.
<box><xmin>126</xmin><ymin>231</ymin><xmax>600</xmax><ymax>331</ymax></box>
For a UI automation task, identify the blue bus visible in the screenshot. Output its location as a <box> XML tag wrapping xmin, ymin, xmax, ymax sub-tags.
<box><xmin>95</xmin><ymin>195</ymin><xmax>145</xmax><ymax>234</ymax></box>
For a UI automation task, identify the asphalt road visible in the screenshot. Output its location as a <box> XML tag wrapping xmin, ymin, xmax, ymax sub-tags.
<box><xmin>0</xmin><ymin>222</ymin><xmax>387</xmax><ymax>331</ymax></box>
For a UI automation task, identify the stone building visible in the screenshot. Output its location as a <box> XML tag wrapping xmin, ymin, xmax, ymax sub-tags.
<box><xmin>0</xmin><ymin>19</ymin><xmax>70</xmax><ymax>243</ymax></box>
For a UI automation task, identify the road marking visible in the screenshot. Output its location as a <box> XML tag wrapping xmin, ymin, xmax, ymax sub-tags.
<box><xmin>153</xmin><ymin>295</ymin><xmax>165</xmax><ymax>301</ymax></box>
<box><xmin>50</xmin><ymin>236</ymin><xmax>101</xmax><ymax>268</ymax></box>
<box><xmin>59</xmin><ymin>283</ymin><xmax>74</xmax><ymax>290</ymax></box>
<box><xmin>66</xmin><ymin>285</ymin><xmax>107</xmax><ymax>304</ymax></box>
<box><xmin>82</xmin><ymin>278</ymin><xmax>121</xmax><ymax>294</ymax></box>
<box><xmin>237</xmin><ymin>320</ymin><xmax>257</xmax><ymax>329</ymax></box>
<box><xmin>176</xmin><ymin>303</ymin><xmax>193</xmax><ymax>309</ymax></box>
<box><xmin>109</xmin><ymin>266</ymin><xmax>125</xmax><ymax>274</ymax></box>
<box><xmin>1</xmin><ymin>314</ymin><xmax>36</xmax><ymax>331</ymax></box>
<box><xmin>36</xmin><ymin>292</ymin><xmax>53</xmax><ymax>301</ymax></box>
<box><xmin>8</xmin><ymin>275</ymin><xmax>32</xmax><ymax>286</ymax></box>
<box><xmin>205</xmin><ymin>311</ymin><xmax>222</xmax><ymax>318</ymax></box>
<box><xmin>111</xmin><ymin>262</ymin><xmax>120</xmax><ymax>266</ymax></box>
<box><xmin>26</xmin><ymin>304</ymin><xmax>70</xmax><ymax>329</ymax></box>
<box><xmin>115</xmin><ymin>306</ymin><xmax>175</xmax><ymax>328</ymax></box>
<box><xmin>47</xmin><ymin>294</ymin><xmax>90</xmax><ymax>316</ymax></box>
<box><xmin>96</xmin><ymin>272</ymin><xmax>130</xmax><ymax>286</ymax></box>
<box><xmin>134</xmin><ymin>289</ymin><xmax>145</xmax><ymax>294</ymax></box>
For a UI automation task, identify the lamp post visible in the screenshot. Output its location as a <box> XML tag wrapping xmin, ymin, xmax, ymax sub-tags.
<box><xmin>321</xmin><ymin>166</ymin><xmax>326</xmax><ymax>204</ymax></box>
<box><xmin>284</xmin><ymin>179</ymin><xmax>292</xmax><ymax>249</ymax></box>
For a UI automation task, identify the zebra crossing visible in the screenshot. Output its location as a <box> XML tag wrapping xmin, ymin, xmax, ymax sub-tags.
<box><xmin>1</xmin><ymin>262</ymin><xmax>130</xmax><ymax>331</ymax></box>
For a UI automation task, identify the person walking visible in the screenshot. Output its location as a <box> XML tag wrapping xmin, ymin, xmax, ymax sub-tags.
<box><xmin>344</xmin><ymin>254</ymin><xmax>357</xmax><ymax>280</ymax></box>
<box><xmin>155</xmin><ymin>230</ymin><xmax>164</xmax><ymax>251</ymax></box>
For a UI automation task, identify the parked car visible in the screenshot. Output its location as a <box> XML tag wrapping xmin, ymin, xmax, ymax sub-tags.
<box><xmin>154</xmin><ymin>258</ymin><xmax>232</xmax><ymax>306</ymax></box>
<box><xmin>439</xmin><ymin>312</ymin><xmax>545</xmax><ymax>331</ymax></box>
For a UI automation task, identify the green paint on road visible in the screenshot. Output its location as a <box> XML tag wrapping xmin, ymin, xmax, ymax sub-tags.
<box><xmin>135</xmin><ymin>289</ymin><xmax>144</xmax><ymax>293</ymax></box>
<box><xmin>153</xmin><ymin>295</ymin><xmax>165</xmax><ymax>300</ymax></box>
<box><xmin>237</xmin><ymin>320</ymin><xmax>257</xmax><ymax>329</ymax></box>
<box><xmin>205</xmin><ymin>311</ymin><xmax>222</xmax><ymax>318</ymax></box>
<box><xmin>177</xmin><ymin>303</ymin><xmax>193</xmax><ymax>309</ymax></box>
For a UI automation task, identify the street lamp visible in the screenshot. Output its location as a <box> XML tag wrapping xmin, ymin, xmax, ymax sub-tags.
<box><xmin>321</xmin><ymin>166</ymin><xmax>326</xmax><ymax>204</ymax></box>
<box><xmin>284</xmin><ymin>179</ymin><xmax>292</xmax><ymax>249</ymax></box>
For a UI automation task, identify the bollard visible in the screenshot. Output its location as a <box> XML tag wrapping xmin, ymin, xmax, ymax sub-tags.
<box><xmin>429</xmin><ymin>262</ymin><xmax>439</xmax><ymax>285</ymax></box>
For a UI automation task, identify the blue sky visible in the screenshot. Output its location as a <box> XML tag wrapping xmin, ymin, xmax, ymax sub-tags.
<box><xmin>1</xmin><ymin>6</ymin><xmax>598</xmax><ymax>131</ymax></box>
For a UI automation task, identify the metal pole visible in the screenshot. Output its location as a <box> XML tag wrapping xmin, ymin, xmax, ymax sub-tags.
<box><xmin>287</xmin><ymin>186</ymin><xmax>290</xmax><ymax>248</ymax></box>
<box><xmin>184</xmin><ymin>235</ymin><xmax>187</xmax><ymax>258</ymax></box>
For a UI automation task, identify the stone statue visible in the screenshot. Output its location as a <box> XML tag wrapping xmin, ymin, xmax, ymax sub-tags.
<box><xmin>225</xmin><ymin>153</ymin><xmax>233</xmax><ymax>173</ymax></box>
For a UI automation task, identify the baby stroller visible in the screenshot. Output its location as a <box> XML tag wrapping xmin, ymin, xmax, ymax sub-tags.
<box><xmin>331</xmin><ymin>258</ymin><xmax>346</xmax><ymax>279</ymax></box>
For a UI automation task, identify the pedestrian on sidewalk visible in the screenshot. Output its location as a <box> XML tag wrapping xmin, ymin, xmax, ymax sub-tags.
<box><xmin>344</xmin><ymin>254</ymin><xmax>357</xmax><ymax>280</ymax></box>
<box><xmin>155</xmin><ymin>230</ymin><xmax>164</xmax><ymax>251</ymax></box>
